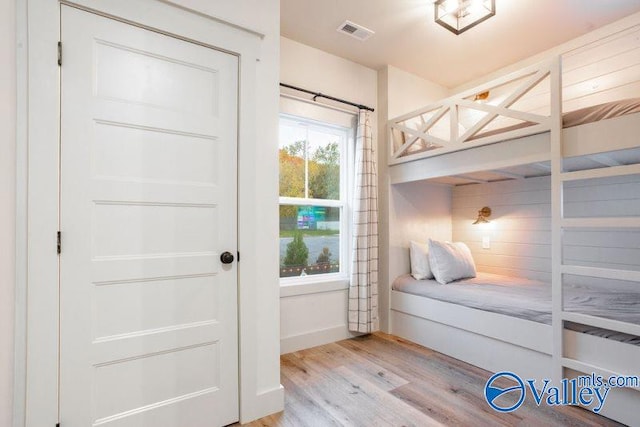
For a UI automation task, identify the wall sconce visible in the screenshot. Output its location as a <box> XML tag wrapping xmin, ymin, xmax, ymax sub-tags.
<box><xmin>434</xmin><ymin>0</ymin><xmax>496</xmax><ymax>35</ymax></box>
<box><xmin>473</xmin><ymin>91</ymin><xmax>490</xmax><ymax>102</ymax></box>
<box><xmin>472</xmin><ymin>206</ymin><xmax>491</xmax><ymax>224</ymax></box>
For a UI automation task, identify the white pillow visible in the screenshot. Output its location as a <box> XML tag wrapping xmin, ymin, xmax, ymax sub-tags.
<box><xmin>409</xmin><ymin>240</ymin><xmax>433</xmax><ymax>280</ymax></box>
<box><xmin>428</xmin><ymin>239</ymin><xmax>476</xmax><ymax>284</ymax></box>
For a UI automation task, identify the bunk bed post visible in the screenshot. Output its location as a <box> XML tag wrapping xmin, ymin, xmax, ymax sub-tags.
<box><xmin>388</xmin><ymin>124</ymin><xmax>394</xmax><ymax>165</ymax></box>
<box><xmin>550</xmin><ymin>55</ymin><xmax>564</xmax><ymax>385</ymax></box>
<box><xmin>449</xmin><ymin>101</ymin><xmax>459</xmax><ymax>142</ymax></box>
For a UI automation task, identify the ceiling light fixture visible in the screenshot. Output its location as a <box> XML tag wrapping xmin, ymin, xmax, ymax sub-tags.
<box><xmin>434</xmin><ymin>0</ymin><xmax>496</xmax><ymax>35</ymax></box>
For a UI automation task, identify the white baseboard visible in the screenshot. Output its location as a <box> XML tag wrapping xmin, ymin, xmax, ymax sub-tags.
<box><xmin>240</xmin><ymin>385</ymin><xmax>285</xmax><ymax>424</ymax></box>
<box><xmin>280</xmin><ymin>325</ymin><xmax>355</xmax><ymax>354</ymax></box>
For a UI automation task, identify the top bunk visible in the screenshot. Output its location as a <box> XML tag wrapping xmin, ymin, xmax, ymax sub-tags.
<box><xmin>388</xmin><ymin>24</ymin><xmax>640</xmax><ymax>184</ymax></box>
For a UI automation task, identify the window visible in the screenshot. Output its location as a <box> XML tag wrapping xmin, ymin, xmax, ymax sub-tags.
<box><xmin>279</xmin><ymin>114</ymin><xmax>352</xmax><ymax>281</ymax></box>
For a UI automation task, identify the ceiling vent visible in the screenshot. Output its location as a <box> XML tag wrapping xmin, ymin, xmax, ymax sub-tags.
<box><xmin>337</xmin><ymin>20</ymin><xmax>375</xmax><ymax>41</ymax></box>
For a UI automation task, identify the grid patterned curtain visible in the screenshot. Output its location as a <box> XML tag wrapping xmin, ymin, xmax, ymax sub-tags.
<box><xmin>348</xmin><ymin>110</ymin><xmax>379</xmax><ymax>333</ymax></box>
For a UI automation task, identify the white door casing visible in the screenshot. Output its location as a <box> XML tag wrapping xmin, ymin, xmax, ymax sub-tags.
<box><xmin>59</xmin><ymin>5</ymin><xmax>239</xmax><ymax>426</ymax></box>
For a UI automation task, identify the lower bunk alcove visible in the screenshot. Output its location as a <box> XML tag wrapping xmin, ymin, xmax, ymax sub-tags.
<box><xmin>387</xmin><ymin>157</ymin><xmax>640</xmax><ymax>426</ymax></box>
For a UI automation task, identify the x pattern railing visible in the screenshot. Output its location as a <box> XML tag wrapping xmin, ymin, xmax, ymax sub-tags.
<box><xmin>388</xmin><ymin>59</ymin><xmax>558</xmax><ymax>165</ymax></box>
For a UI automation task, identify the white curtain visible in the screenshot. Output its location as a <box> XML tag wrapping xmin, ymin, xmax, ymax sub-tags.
<box><xmin>348</xmin><ymin>110</ymin><xmax>379</xmax><ymax>333</ymax></box>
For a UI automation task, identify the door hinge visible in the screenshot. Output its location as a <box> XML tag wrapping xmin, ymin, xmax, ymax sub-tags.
<box><xmin>237</xmin><ymin>251</ymin><xmax>240</xmax><ymax>262</ymax></box>
<box><xmin>57</xmin><ymin>41</ymin><xmax>62</xmax><ymax>66</ymax></box>
<box><xmin>56</xmin><ymin>423</ymin><xmax>60</xmax><ymax>427</ymax></box>
<box><xmin>57</xmin><ymin>231</ymin><xmax>61</xmax><ymax>255</ymax></box>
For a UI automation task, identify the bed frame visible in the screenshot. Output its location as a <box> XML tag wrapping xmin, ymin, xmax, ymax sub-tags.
<box><xmin>387</xmin><ymin>48</ymin><xmax>640</xmax><ymax>425</ymax></box>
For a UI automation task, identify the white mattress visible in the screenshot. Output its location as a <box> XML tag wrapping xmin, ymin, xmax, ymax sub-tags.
<box><xmin>392</xmin><ymin>272</ymin><xmax>640</xmax><ymax>345</ymax></box>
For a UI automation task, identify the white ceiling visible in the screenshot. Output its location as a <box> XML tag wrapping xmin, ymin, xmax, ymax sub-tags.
<box><xmin>281</xmin><ymin>0</ymin><xmax>640</xmax><ymax>88</ymax></box>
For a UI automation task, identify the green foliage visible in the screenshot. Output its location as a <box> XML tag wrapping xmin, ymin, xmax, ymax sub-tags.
<box><xmin>310</xmin><ymin>141</ymin><xmax>340</xmax><ymax>200</ymax></box>
<box><xmin>309</xmin><ymin>161</ymin><xmax>339</xmax><ymax>200</ymax></box>
<box><xmin>283</xmin><ymin>140</ymin><xmax>306</xmax><ymax>157</ymax></box>
<box><xmin>283</xmin><ymin>230</ymin><xmax>309</xmax><ymax>267</ymax></box>
<box><xmin>312</xmin><ymin>142</ymin><xmax>339</xmax><ymax>164</ymax></box>
<box><xmin>280</xmin><ymin>229</ymin><xmax>339</xmax><ymax>238</ymax></box>
<box><xmin>280</xmin><ymin>139</ymin><xmax>340</xmax><ymax>222</ymax></box>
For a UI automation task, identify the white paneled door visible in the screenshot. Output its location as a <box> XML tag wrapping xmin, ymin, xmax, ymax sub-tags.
<box><xmin>59</xmin><ymin>6</ymin><xmax>239</xmax><ymax>426</ymax></box>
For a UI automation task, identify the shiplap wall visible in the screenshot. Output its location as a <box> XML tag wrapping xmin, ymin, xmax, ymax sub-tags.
<box><xmin>391</xmin><ymin>26</ymin><xmax>640</xmax><ymax>149</ymax></box>
<box><xmin>452</xmin><ymin>176</ymin><xmax>552</xmax><ymax>282</ymax></box>
<box><xmin>564</xmin><ymin>174</ymin><xmax>640</xmax><ymax>273</ymax></box>
<box><xmin>470</xmin><ymin>25</ymin><xmax>640</xmax><ymax>135</ymax></box>
<box><xmin>390</xmin><ymin>182</ymin><xmax>452</xmax><ymax>283</ymax></box>
<box><xmin>452</xmin><ymin>174</ymin><xmax>640</xmax><ymax>282</ymax></box>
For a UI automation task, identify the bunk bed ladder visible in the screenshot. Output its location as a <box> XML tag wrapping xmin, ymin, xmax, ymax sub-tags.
<box><xmin>552</xmin><ymin>56</ymin><xmax>640</xmax><ymax>382</ymax></box>
<box><xmin>558</xmin><ymin>161</ymin><xmax>640</xmax><ymax>376</ymax></box>
<box><xmin>549</xmin><ymin>55</ymin><xmax>564</xmax><ymax>386</ymax></box>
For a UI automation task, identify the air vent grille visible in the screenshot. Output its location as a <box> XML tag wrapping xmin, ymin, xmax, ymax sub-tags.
<box><xmin>342</xmin><ymin>23</ymin><xmax>358</xmax><ymax>34</ymax></box>
<box><xmin>337</xmin><ymin>20</ymin><xmax>375</xmax><ymax>41</ymax></box>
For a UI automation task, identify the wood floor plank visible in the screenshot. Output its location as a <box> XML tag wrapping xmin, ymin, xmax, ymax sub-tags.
<box><xmin>283</xmin><ymin>351</ymin><xmax>441</xmax><ymax>426</ymax></box>
<box><xmin>389</xmin><ymin>381</ymin><xmax>515</xmax><ymax>427</ymax></box>
<box><xmin>329</xmin><ymin>365</ymin><xmax>443</xmax><ymax>427</ymax></box>
<box><xmin>301</xmin><ymin>343</ymin><xmax>410</xmax><ymax>392</ymax></box>
<box><xmin>236</xmin><ymin>333</ymin><xmax>623</xmax><ymax>427</ymax></box>
<box><xmin>337</xmin><ymin>336</ymin><xmax>523</xmax><ymax>426</ymax></box>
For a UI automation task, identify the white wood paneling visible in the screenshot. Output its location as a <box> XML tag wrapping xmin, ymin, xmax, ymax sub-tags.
<box><xmin>564</xmin><ymin>174</ymin><xmax>640</xmax><ymax>218</ymax></box>
<box><xmin>389</xmin><ymin>133</ymin><xmax>550</xmax><ymax>184</ymax></box>
<box><xmin>452</xmin><ymin>173</ymin><xmax>640</xmax><ymax>281</ymax></box>
<box><xmin>389</xmin><ymin>25</ymin><xmax>640</xmax><ymax>174</ymax></box>
<box><xmin>563</xmin><ymin>113</ymin><xmax>640</xmax><ymax>158</ymax></box>
<box><xmin>452</xmin><ymin>176</ymin><xmax>552</xmax><ymax>281</ymax></box>
<box><xmin>487</xmin><ymin>28</ymin><xmax>640</xmax><ymax>116</ymax></box>
<box><xmin>389</xmin><ymin>182</ymin><xmax>452</xmax><ymax>284</ymax></box>
<box><xmin>390</xmin><ymin>309</ymin><xmax>552</xmax><ymax>383</ymax></box>
<box><xmin>379</xmin><ymin>65</ymin><xmax>450</xmax><ymax>333</ymax></box>
<box><xmin>0</xmin><ymin>1</ymin><xmax>16</xmax><ymax>426</ymax></box>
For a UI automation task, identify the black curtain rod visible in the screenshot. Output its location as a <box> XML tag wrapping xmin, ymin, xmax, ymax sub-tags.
<box><xmin>280</xmin><ymin>83</ymin><xmax>375</xmax><ymax>112</ymax></box>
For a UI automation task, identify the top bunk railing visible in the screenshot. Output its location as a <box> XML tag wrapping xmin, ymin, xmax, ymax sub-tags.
<box><xmin>389</xmin><ymin>23</ymin><xmax>640</xmax><ymax>167</ymax></box>
<box><xmin>388</xmin><ymin>58</ymin><xmax>559</xmax><ymax>165</ymax></box>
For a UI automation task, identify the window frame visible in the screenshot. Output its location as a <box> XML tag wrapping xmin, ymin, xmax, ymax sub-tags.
<box><xmin>278</xmin><ymin>112</ymin><xmax>355</xmax><ymax>286</ymax></box>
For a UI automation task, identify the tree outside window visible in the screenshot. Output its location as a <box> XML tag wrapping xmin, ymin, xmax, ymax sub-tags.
<box><xmin>279</xmin><ymin>116</ymin><xmax>349</xmax><ymax>279</ymax></box>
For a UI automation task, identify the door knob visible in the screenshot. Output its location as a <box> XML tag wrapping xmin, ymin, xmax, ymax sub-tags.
<box><xmin>220</xmin><ymin>251</ymin><xmax>235</xmax><ymax>264</ymax></box>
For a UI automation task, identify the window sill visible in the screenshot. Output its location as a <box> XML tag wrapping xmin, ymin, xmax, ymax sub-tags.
<box><xmin>280</xmin><ymin>277</ymin><xmax>349</xmax><ymax>298</ymax></box>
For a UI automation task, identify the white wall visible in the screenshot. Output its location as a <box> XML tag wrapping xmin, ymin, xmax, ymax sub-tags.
<box><xmin>1</xmin><ymin>1</ymin><xmax>16</xmax><ymax>425</ymax></box>
<box><xmin>386</xmin><ymin>65</ymin><xmax>450</xmax><ymax>118</ymax></box>
<box><xmin>453</xmin><ymin>176</ymin><xmax>552</xmax><ymax>282</ymax></box>
<box><xmin>452</xmin><ymin>174</ymin><xmax>640</xmax><ymax>283</ymax></box>
<box><xmin>388</xmin><ymin>182</ymin><xmax>452</xmax><ymax>283</ymax></box>
<box><xmin>377</xmin><ymin>65</ymin><xmax>449</xmax><ymax>331</ymax></box>
<box><xmin>281</xmin><ymin>37</ymin><xmax>377</xmax><ymax>111</ymax></box>
<box><xmin>279</xmin><ymin>37</ymin><xmax>377</xmax><ymax>353</ymax></box>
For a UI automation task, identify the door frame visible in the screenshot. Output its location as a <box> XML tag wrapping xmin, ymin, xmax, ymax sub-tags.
<box><xmin>14</xmin><ymin>1</ymin><xmax>283</xmax><ymax>426</ymax></box>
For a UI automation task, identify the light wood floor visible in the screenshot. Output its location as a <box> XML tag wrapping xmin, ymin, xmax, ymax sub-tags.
<box><xmin>240</xmin><ymin>333</ymin><xmax>622</xmax><ymax>426</ymax></box>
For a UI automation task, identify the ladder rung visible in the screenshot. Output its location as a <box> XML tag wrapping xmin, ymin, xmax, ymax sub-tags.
<box><xmin>561</xmin><ymin>357</ymin><xmax>620</xmax><ymax>378</ymax></box>
<box><xmin>560</xmin><ymin>163</ymin><xmax>640</xmax><ymax>181</ymax></box>
<box><xmin>562</xmin><ymin>217</ymin><xmax>640</xmax><ymax>228</ymax></box>
<box><xmin>562</xmin><ymin>265</ymin><xmax>640</xmax><ymax>282</ymax></box>
<box><xmin>562</xmin><ymin>311</ymin><xmax>640</xmax><ymax>337</ymax></box>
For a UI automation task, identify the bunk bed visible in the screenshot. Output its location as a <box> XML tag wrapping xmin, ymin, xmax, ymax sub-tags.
<box><xmin>387</xmin><ymin>28</ymin><xmax>640</xmax><ymax>426</ymax></box>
